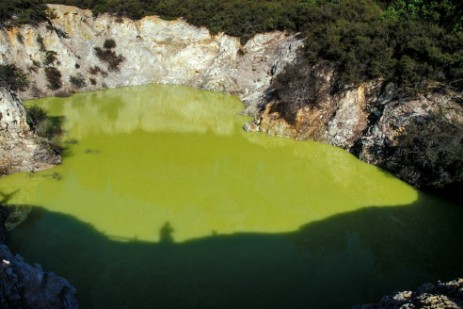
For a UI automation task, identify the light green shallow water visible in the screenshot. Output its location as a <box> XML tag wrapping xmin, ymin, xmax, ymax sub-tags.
<box><xmin>2</xmin><ymin>84</ymin><xmax>462</xmax><ymax>308</ymax></box>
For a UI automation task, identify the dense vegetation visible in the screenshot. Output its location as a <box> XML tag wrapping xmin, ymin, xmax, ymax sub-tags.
<box><xmin>0</xmin><ymin>0</ymin><xmax>448</xmax><ymax>95</ymax></box>
<box><xmin>0</xmin><ymin>0</ymin><xmax>47</xmax><ymax>26</ymax></box>
<box><xmin>385</xmin><ymin>112</ymin><xmax>463</xmax><ymax>190</ymax></box>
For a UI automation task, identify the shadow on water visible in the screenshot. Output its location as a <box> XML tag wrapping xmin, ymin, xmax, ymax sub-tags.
<box><xmin>159</xmin><ymin>221</ymin><xmax>175</xmax><ymax>244</ymax></box>
<box><xmin>5</xmin><ymin>193</ymin><xmax>463</xmax><ymax>309</ymax></box>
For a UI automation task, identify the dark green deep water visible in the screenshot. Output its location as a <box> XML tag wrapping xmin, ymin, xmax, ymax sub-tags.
<box><xmin>1</xmin><ymin>85</ymin><xmax>462</xmax><ymax>308</ymax></box>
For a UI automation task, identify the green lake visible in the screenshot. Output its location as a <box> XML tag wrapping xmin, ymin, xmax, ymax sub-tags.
<box><xmin>1</xmin><ymin>84</ymin><xmax>462</xmax><ymax>308</ymax></box>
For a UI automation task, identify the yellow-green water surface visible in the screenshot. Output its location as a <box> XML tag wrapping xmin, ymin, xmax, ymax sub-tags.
<box><xmin>2</xmin><ymin>84</ymin><xmax>463</xmax><ymax>308</ymax></box>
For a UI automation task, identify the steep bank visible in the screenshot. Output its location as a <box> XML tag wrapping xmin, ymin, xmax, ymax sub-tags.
<box><xmin>246</xmin><ymin>62</ymin><xmax>463</xmax><ymax>199</ymax></box>
<box><xmin>0</xmin><ymin>88</ymin><xmax>60</xmax><ymax>175</ymax></box>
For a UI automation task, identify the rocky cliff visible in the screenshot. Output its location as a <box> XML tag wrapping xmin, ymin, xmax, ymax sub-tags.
<box><xmin>0</xmin><ymin>88</ymin><xmax>60</xmax><ymax>175</ymax></box>
<box><xmin>0</xmin><ymin>4</ymin><xmax>302</xmax><ymax>111</ymax></box>
<box><xmin>245</xmin><ymin>62</ymin><xmax>463</xmax><ymax>197</ymax></box>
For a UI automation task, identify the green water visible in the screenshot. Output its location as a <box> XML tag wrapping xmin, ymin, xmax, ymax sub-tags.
<box><xmin>2</xmin><ymin>84</ymin><xmax>462</xmax><ymax>308</ymax></box>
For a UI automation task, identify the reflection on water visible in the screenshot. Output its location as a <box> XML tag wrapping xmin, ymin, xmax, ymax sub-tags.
<box><xmin>1</xmin><ymin>84</ymin><xmax>461</xmax><ymax>308</ymax></box>
<box><xmin>55</xmin><ymin>84</ymin><xmax>240</xmax><ymax>138</ymax></box>
<box><xmin>2</xmin><ymin>85</ymin><xmax>418</xmax><ymax>242</ymax></box>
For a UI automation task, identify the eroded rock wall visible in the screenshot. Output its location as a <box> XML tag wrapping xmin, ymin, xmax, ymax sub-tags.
<box><xmin>0</xmin><ymin>4</ymin><xmax>302</xmax><ymax>112</ymax></box>
<box><xmin>246</xmin><ymin>62</ymin><xmax>463</xmax><ymax>193</ymax></box>
<box><xmin>0</xmin><ymin>88</ymin><xmax>60</xmax><ymax>175</ymax></box>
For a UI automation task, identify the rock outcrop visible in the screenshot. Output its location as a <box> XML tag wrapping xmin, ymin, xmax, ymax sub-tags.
<box><xmin>0</xmin><ymin>206</ymin><xmax>78</xmax><ymax>308</ymax></box>
<box><xmin>0</xmin><ymin>244</ymin><xmax>79</xmax><ymax>309</ymax></box>
<box><xmin>355</xmin><ymin>278</ymin><xmax>463</xmax><ymax>309</ymax></box>
<box><xmin>358</xmin><ymin>92</ymin><xmax>463</xmax><ymax>190</ymax></box>
<box><xmin>0</xmin><ymin>88</ymin><xmax>60</xmax><ymax>175</ymax></box>
<box><xmin>246</xmin><ymin>62</ymin><xmax>463</xmax><ymax>194</ymax></box>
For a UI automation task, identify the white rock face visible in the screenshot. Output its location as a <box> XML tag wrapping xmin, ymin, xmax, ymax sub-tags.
<box><xmin>0</xmin><ymin>90</ymin><xmax>28</xmax><ymax>135</ymax></box>
<box><xmin>0</xmin><ymin>4</ymin><xmax>303</xmax><ymax>113</ymax></box>
<box><xmin>0</xmin><ymin>88</ymin><xmax>60</xmax><ymax>175</ymax></box>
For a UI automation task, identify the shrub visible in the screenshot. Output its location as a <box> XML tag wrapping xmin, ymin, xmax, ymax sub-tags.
<box><xmin>88</xmin><ymin>65</ymin><xmax>107</xmax><ymax>77</ymax></box>
<box><xmin>69</xmin><ymin>74</ymin><xmax>86</xmax><ymax>88</ymax></box>
<box><xmin>0</xmin><ymin>0</ymin><xmax>47</xmax><ymax>26</ymax></box>
<box><xmin>269</xmin><ymin>60</ymin><xmax>333</xmax><ymax>124</ymax></box>
<box><xmin>25</xmin><ymin>105</ymin><xmax>48</xmax><ymax>132</ymax></box>
<box><xmin>25</xmin><ymin>104</ymin><xmax>64</xmax><ymax>154</ymax></box>
<box><xmin>45</xmin><ymin>67</ymin><xmax>62</xmax><ymax>90</ymax></box>
<box><xmin>36</xmin><ymin>35</ymin><xmax>46</xmax><ymax>51</ymax></box>
<box><xmin>384</xmin><ymin>112</ymin><xmax>463</xmax><ymax>188</ymax></box>
<box><xmin>103</xmin><ymin>38</ymin><xmax>116</xmax><ymax>49</ymax></box>
<box><xmin>44</xmin><ymin>50</ymin><xmax>58</xmax><ymax>66</ymax></box>
<box><xmin>26</xmin><ymin>105</ymin><xmax>64</xmax><ymax>138</ymax></box>
<box><xmin>0</xmin><ymin>64</ymin><xmax>29</xmax><ymax>92</ymax></box>
<box><xmin>94</xmin><ymin>46</ymin><xmax>125</xmax><ymax>72</ymax></box>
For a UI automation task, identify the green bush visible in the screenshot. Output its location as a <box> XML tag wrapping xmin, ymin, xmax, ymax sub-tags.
<box><xmin>25</xmin><ymin>104</ymin><xmax>64</xmax><ymax>155</ymax></box>
<box><xmin>94</xmin><ymin>46</ymin><xmax>125</xmax><ymax>72</ymax></box>
<box><xmin>25</xmin><ymin>105</ymin><xmax>48</xmax><ymax>132</ymax></box>
<box><xmin>45</xmin><ymin>66</ymin><xmax>62</xmax><ymax>90</ymax></box>
<box><xmin>44</xmin><ymin>50</ymin><xmax>58</xmax><ymax>66</ymax></box>
<box><xmin>103</xmin><ymin>38</ymin><xmax>116</xmax><ymax>49</ymax></box>
<box><xmin>269</xmin><ymin>60</ymin><xmax>329</xmax><ymax>125</ymax></box>
<box><xmin>385</xmin><ymin>113</ymin><xmax>463</xmax><ymax>188</ymax></box>
<box><xmin>69</xmin><ymin>74</ymin><xmax>86</xmax><ymax>88</ymax></box>
<box><xmin>0</xmin><ymin>64</ymin><xmax>29</xmax><ymax>92</ymax></box>
<box><xmin>0</xmin><ymin>0</ymin><xmax>47</xmax><ymax>26</ymax></box>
